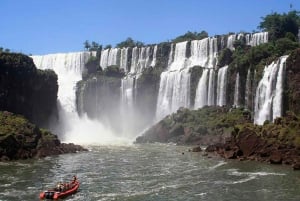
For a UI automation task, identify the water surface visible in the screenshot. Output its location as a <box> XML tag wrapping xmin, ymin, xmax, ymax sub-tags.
<box><xmin>0</xmin><ymin>144</ymin><xmax>299</xmax><ymax>201</ymax></box>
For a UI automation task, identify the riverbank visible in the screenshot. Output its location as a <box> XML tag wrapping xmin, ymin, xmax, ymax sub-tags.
<box><xmin>136</xmin><ymin>107</ymin><xmax>300</xmax><ymax>170</ymax></box>
<box><xmin>0</xmin><ymin>111</ymin><xmax>87</xmax><ymax>161</ymax></box>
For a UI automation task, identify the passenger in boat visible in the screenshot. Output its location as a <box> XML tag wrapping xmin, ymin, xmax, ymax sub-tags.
<box><xmin>72</xmin><ymin>175</ymin><xmax>77</xmax><ymax>183</ymax></box>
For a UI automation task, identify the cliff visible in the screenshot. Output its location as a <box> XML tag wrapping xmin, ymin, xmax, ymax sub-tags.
<box><xmin>0</xmin><ymin>52</ymin><xmax>58</xmax><ymax>127</ymax></box>
<box><xmin>0</xmin><ymin>111</ymin><xmax>87</xmax><ymax>161</ymax></box>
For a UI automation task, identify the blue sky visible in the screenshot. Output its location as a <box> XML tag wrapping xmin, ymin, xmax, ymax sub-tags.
<box><xmin>1</xmin><ymin>0</ymin><xmax>299</xmax><ymax>55</ymax></box>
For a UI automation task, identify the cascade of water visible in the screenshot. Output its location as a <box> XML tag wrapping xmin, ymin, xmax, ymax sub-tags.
<box><xmin>150</xmin><ymin>45</ymin><xmax>158</xmax><ymax>67</ymax></box>
<box><xmin>248</xmin><ymin>32</ymin><xmax>268</xmax><ymax>46</ymax></box>
<box><xmin>168</xmin><ymin>44</ymin><xmax>174</xmax><ymax>66</ymax></box>
<box><xmin>120</xmin><ymin>47</ymin><xmax>129</xmax><ymax>72</ymax></box>
<box><xmin>129</xmin><ymin>46</ymin><xmax>153</xmax><ymax>74</ymax></box>
<box><xmin>32</xmin><ymin>52</ymin><xmax>90</xmax><ymax>113</ymax></box>
<box><xmin>244</xmin><ymin>69</ymin><xmax>251</xmax><ymax>109</ymax></box>
<box><xmin>156</xmin><ymin>41</ymin><xmax>190</xmax><ymax>120</ymax></box>
<box><xmin>254</xmin><ymin>55</ymin><xmax>288</xmax><ymax>125</ymax></box>
<box><xmin>190</xmin><ymin>37</ymin><xmax>218</xmax><ymax>68</ymax></box>
<box><xmin>216</xmin><ymin>66</ymin><xmax>228</xmax><ymax>106</ymax></box>
<box><xmin>99</xmin><ymin>49</ymin><xmax>109</xmax><ymax>69</ymax></box>
<box><xmin>194</xmin><ymin>69</ymin><xmax>209</xmax><ymax>109</ymax></box>
<box><xmin>32</xmin><ymin>52</ymin><xmax>125</xmax><ymax>144</ymax></box>
<box><xmin>207</xmin><ymin>69</ymin><xmax>216</xmax><ymax>106</ymax></box>
<box><xmin>233</xmin><ymin>73</ymin><xmax>240</xmax><ymax>107</ymax></box>
<box><xmin>100</xmin><ymin>48</ymin><xmax>120</xmax><ymax>69</ymax></box>
<box><xmin>121</xmin><ymin>76</ymin><xmax>135</xmax><ymax>109</ymax></box>
<box><xmin>227</xmin><ymin>34</ymin><xmax>236</xmax><ymax>50</ymax></box>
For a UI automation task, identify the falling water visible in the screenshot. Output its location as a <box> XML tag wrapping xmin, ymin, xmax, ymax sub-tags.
<box><xmin>120</xmin><ymin>47</ymin><xmax>129</xmax><ymax>72</ymax></box>
<box><xmin>190</xmin><ymin>37</ymin><xmax>218</xmax><ymax>68</ymax></box>
<box><xmin>156</xmin><ymin>41</ymin><xmax>190</xmax><ymax>120</ymax></box>
<box><xmin>207</xmin><ymin>69</ymin><xmax>216</xmax><ymax>106</ymax></box>
<box><xmin>32</xmin><ymin>52</ymin><xmax>127</xmax><ymax>145</ymax></box>
<box><xmin>227</xmin><ymin>34</ymin><xmax>236</xmax><ymax>50</ymax></box>
<box><xmin>233</xmin><ymin>73</ymin><xmax>240</xmax><ymax>107</ymax></box>
<box><xmin>248</xmin><ymin>32</ymin><xmax>268</xmax><ymax>47</ymax></box>
<box><xmin>254</xmin><ymin>55</ymin><xmax>288</xmax><ymax>125</ymax></box>
<box><xmin>245</xmin><ymin>69</ymin><xmax>251</xmax><ymax>109</ymax></box>
<box><xmin>216</xmin><ymin>66</ymin><xmax>228</xmax><ymax>106</ymax></box>
<box><xmin>194</xmin><ymin>69</ymin><xmax>209</xmax><ymax>109</ymax></box>
<box><xmin>150</xmin><ymin>45</ymin><xmax>158</xmax><ymax>67</ymax></box>
<box><xmin>100</xmin><ymin>48</ymin><xmax>120</xmax><ymax>69</ymax></box>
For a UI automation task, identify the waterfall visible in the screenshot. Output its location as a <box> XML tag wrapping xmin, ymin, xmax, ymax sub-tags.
<box><xmin>150</xmin><ymin>45</ymin><xmax>157</xmax><ymax>67</ymax></box>
<box><xmin>31</xmin><ymin>52</ymin><xmax>90</xmax><ymax>113</ymax></box>
<box><xmin>100</xmin><ymin>48</ymin><xmax>120</xmax><ymax>69</ymax></box>
<box><xmin>32</xmin><ymin>52</ymin><xmax>126</xmax><ymax>144</ymax></box>
<box><xmin>248</xmin><ymin>32</ymin><xmax>268</xmax><ymax>46</ymax></box>
<box><xmin>129</xmin><ymin>46</ymin><xmax>153</xmax><ymax>74</ymax></box>
<box><xmin>216</xmin><ymin>66</ymin><xmax>228</xmax><ymax>106</ymax></box>
<box><xmin>244</xmin><ymin>69</ymin><xmax>251</xmax><ymax>109</ymax></box>
<box><xmin>227</xmin><ymin>34</ymin><xmax>236</xmax><ymax>50</ymax></box>
<box><xmin>254</xmin><ymin>55</ymin><xmax>288</xmax><ymax>125</ymax></box>
<box><xmin>207</xmin><ymin>69</ymin><xmax>216</xmax><ymax>106</ymax></box>
<box><xmin>233</xmin><ymin>73</ymin><xmax>240</xmax><ymax>107</ymax></box>
<box><xmin>120</xmin><ymin>47</ymin><xmax>129</xmax><ymax>72</ymax></box>
<box><xmin>156</xmin><ymin>41</ymin><xmax>190</xmax><ymax>120</ymax></box>
<box><xmin>194</xmin><ymin>69</ymin><xmax>209</xmax><ymax>109</ymax></box>
<box><xmin>190</xmin><ymin>37</ymin><xmax>218</xmax><ymax>68</ymax></box>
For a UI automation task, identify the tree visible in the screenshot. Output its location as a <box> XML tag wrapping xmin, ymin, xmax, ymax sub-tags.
<box><xmin>172</xmin><ymin>30</ymin><xmax>209</xmax><ymax>43</ymax></box>
<box><xmin>116</xmin><ymin>37</ymin><xmax>144</xmax><ymax>48</ymax></box>
<box><xmin>104</xmin><ymin>44</ymin><xmax>112</xmax><ymax>49</ymax></box>
<box><xmin>84</xmin><ymin>40</ymin><xmax>91</xmax><ymax>51</ymax></box>
<box><xmin>258</xmin><ymin>10</ymin><xmax>300</xmax><ymax>41</ymax></box>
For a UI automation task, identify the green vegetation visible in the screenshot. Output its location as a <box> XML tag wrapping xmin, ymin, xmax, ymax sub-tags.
<box><xmin>258</xmin><ymin>10</ymin><xmax>300</xmax><ymax>41</ymax></box>
<box><xmin>0</xmin><ymin>47</ymin><xmax>10</xmax><ymax>53</ymax></box>
<box><xmin>116</xmin><ymin>37</ymin><xmax>144</xmax><ymax>48</ymax></box>
<box><xmin>83</xmin><ymin>40</ymin><xmax>102</xmax><ymax>51</ymax></box>
<box><xmin>172</xmin><ymin>31</ymin><xmax>208</xmax><ymax>43</ymax></box>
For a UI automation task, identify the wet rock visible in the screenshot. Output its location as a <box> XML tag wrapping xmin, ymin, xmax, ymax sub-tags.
<box><xmin>269</xmin><ymin>152</ymin><xmax>283</xmax><ymax>164</ymax></box>
<box><xmin>191</xmin><ymin>146</ymin><xmax>202</xmax><ymax>152</ymax></box>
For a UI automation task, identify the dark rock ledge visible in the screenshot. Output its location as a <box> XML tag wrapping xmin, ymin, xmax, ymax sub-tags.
<box><xmin>0</xmin><ymin>111</ymin><xmax>87</xmax><ymax>161</ymax></box>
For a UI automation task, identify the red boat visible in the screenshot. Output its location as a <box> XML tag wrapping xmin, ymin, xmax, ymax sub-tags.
<box><xmin>39</xmin><ymin>176</ymin><xmax>79</xmax><ymax>200</ymax></box>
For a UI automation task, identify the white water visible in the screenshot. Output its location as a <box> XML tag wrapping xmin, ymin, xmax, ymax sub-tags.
<box><xmin>150</xmin><ymin>45</ymin><xmax>158</xmax><ymax>67</ymax></box>
<box><xmin>233</xmin><ymin>73</ymin><xmax>240</xmax><ymax>107</ymax></box>
<box><xmin>254</xmin><ymin>55</ymin><xmax>288</xmax><ymax>125</ymax></box>
<box><xmin>245</xmin><ymin>69</ymin><xmax>251</xmax><ymax>109</ymax></box>
<box><xmin>32</xmin><ymin>52</ymin><xmax>126</xmax><ymax>145</ymax></box>
<box><xmin>248</xmin><ymin>32</ymin><xmax>268</xmax><ymax>47</ymax></box>
<box><xmin>130</xmin><ymin>46</ymin><xmax>153</xmax><ymax>74</ymax></box>
<box><xmin>156</xmin><ymin>41</ymin><xmax>190</xmax><ymax>120</ymax></box>
<box><xmin>100</xmin><ymin>48</ymin><xmax>120</xmax><ymax>69</ymax></box>
<box><xmin>190</xmin><ymin>37</ymin><xmax>218</xmax><ymax>68</ymax></box>
<box><xmin>194</xmin><ymin>69</ymin><xmax>209</xmax><ymax>109</ymax></box>
<box><xmin>120</xmin><ymin>47</ymin><xmax>129</xmax><ymax>72</ymax></box>
<box><xmin>227</xmin><ymin>34</ymin><xmax>236</xmax><ymax>50</ymax></box>
<box><xmin>216</xmin><ymin>66</ymin><xmax>228</xmax><ymax>106</ymax></box>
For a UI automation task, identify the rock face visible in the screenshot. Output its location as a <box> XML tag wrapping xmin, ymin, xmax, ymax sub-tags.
<box><xmin>135</xmin><ymin>106</ymin><xmax>252</xmax><ymax>145</ymax></box>
<box><xmin>205</xmin><ymin>112</ymin><xmax>300</xmax><ymax>170</ymax></box>
<box><xmin>285</xmin><ymin>48</ymin><xmax>300</xmax><ymax>115</ymax></box>
<box><xmin>0</xmin><ymin>52</ymin><xmax>58</xmax><ymax>128</ymax></box>
<box><xmin>0</xmin><ymin>111</ymin><xmax>87</xmax><ymax>161</ymax></box>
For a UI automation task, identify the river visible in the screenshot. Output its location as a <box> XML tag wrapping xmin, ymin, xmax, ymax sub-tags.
<box><xmin>0</xmin><ymin>143</ymin><xmax>299</xmax><ymax>201</ymax></box>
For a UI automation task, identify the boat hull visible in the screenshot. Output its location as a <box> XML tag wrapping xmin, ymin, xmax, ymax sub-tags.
<box><xmin>39</xmin><ymin>181</ymin><xmax>79</xmax><ymax>200</ymax></box>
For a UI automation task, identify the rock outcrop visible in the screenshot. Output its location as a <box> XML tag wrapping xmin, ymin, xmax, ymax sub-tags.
<box><xmin>0</xmin><ymin>111</ymin><xmax>87</xmax><ymax>161</ymax></box>
<box><xmin>205</xmin><ymin>112</ymin><xmax>300</xmax><ymax>170</ymax></box>
<box><xmin>136</xmin><ymin>106</ymin><xmax>252</xmax><ymax>145</ymax></box>
<box><xmin>0</xmin><ymin>52</ymin><xmax>58</xmax><ymax>128</ymax></box>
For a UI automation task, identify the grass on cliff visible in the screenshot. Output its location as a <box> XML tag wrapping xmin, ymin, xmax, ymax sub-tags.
<box><xmin>0</xmin><ymin>111</ymin><xmax>36</xmax><ymax>138</ymax></box>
